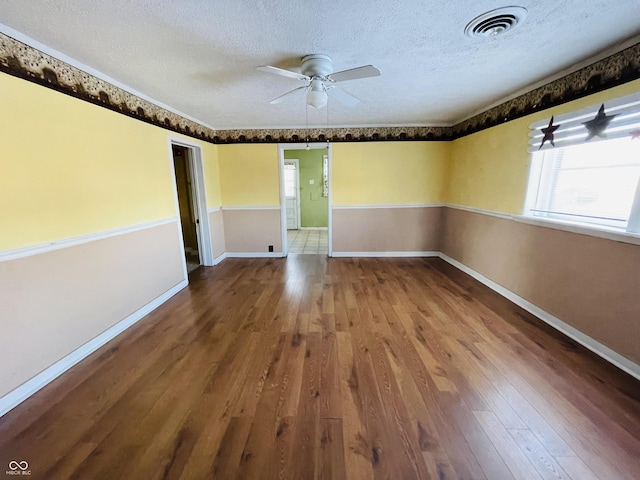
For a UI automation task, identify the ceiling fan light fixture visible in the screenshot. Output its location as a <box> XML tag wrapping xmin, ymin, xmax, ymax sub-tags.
<box><xmin>306</xmin><ymin>79</ymin><xmax>328</xmax><ymax>109</ymax></box>
<box><xmin>259</xmin><ymin>54</ymin><xmax>377</xmax><ymax>108</ymax></box>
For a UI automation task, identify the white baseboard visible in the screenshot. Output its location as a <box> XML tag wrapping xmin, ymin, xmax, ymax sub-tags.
<box><xmin>0</xmin><ymin>279</ymin><xmax>188</xmax><ymax>417</ymax></box>
<box><xmin>438</xmin><ymin>253</ymin><xmax>640</xmax><ymax>381</ymax></box>
<box><xmin>213</xmin><ymin>252</ymin><xmax>227</xmax><ymax>265</ymax></box>
<box><xmin>331</xmin><ymin>251</ymin><xmax>440</xmax><ymax>258</ymax></box>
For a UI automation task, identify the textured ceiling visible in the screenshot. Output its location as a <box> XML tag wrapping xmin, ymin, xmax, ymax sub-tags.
<box><xmin>1</xmin><ymin>0</ymin><xmax>640</xmax><ymax>130</ymax></box>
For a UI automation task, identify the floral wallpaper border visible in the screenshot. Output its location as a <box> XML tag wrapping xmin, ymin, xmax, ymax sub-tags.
<box><xmin>1</xmin><ymin>31</ymin><xmax>639</xmax><ymax>144</ymax></box>
<box><xmin>212</xmin><ymin>126</ymin><xmax>452</xmax><ymax>143</ymax></box>
<box><xmin>0</xmin><ymin>32</ymin><xmax>218</xmax><ymax>142</ymax></box>
<box><xmin>451</xmin><ymin>42</ymin><xmax>640</xmax><ymax>138</ymax></box>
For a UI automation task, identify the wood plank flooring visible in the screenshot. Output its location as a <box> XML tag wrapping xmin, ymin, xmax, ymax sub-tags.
<box><xmin>1</xmin><ymin>256</ymin><xmax>639</xmax><ymax>479</ymax></box>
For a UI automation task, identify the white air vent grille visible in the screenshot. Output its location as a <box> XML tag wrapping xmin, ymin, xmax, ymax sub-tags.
<box><xmin>465</xmin><ymin>6</ymin><xmax>528</xmax><ymax>38</ymax></box>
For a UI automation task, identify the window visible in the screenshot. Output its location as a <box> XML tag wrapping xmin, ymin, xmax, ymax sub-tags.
<box><xmin>284</xmin><ymin>163</ymin><xmax>296</xmax><ymax>198</ymax></box>
<box><xmin>525</xmin><ymin>92</ymin><xmax>640</xmax><ymax>233</ymax></box>
<box><xmin>526</xmin><ymin>139</ymin><xmax>640</xmax><ymax>230</ymax></box>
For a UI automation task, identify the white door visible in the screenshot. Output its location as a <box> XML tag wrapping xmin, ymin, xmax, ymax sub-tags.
<box><xmin>284</xmin><ymin>161</ymin><xmax>299</xmax><ymax>230</ymax></box>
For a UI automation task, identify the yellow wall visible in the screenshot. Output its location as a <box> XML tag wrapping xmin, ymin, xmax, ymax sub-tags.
<box><xmin>447</xmin><ymin>79</ymin><xmax>640</xmax><ymax>214</ymax></box>
<box><xmin>201</xmin><ymin>142</ymin><xmax>221</xmax><ymax>208</ymax></box>
<box><xmin>217</xmin><ymin>144</ymin><xmax>280</xmax><ymax>206</ymax></box>
<box><xmin>0</xmin><ymin>73</ymin><xmax>222</xmax><ymax>252</ymax></box>
<box><xmin>4</xmin><ymin>66</ymin><xmax>638</xmax><ymax>248</ymax></box>
<box><xmin>332</xmin><ymin>142</ymin><xmax>449</xmax><ymax>205</ymax></box>
<box><xmin>1</xmin><ymin>74</ymin><xmax>183</xmax><ymax>250</ymax></box>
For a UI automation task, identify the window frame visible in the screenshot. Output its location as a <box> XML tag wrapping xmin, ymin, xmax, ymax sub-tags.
<box><xmin>524</xmin><ymin>91</ymin><xmax>640</xmax><ymax>239</ymax></box>
<box><xmin>524</xmin><ymin>142</ymin><xmax>640</xmax><ymax>234</ymax></box>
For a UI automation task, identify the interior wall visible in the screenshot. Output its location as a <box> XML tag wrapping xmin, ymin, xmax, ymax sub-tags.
<box><xmin>0</xmin><ymin>76</ymin><xmax>177</xmax><ymax>251</ymax></box>
<box><xmin>202</xmin><ymin>142</ymin><xmax>222</xmax><ymax>209</ymax></box>
<box><xmin>446</xmin><ymin>79</ymin><xmax>640</xmax><ymax>214</ymax></box>
<box><xmin>216</xmin><ymin>141</ymin><xmax>449</xmax><ymax>254</ymax></box>
<box><xmin>332</xmin><ymin>141</ymin><xmax>448</xmax><ymax>206</ymax></box>
<box><xmin>332</xmin><ymin>141</ymin><xmax>448</xmax><ymax>253</ymax></box>
<box><xmin>442</xmin><ymin>208</ymin><xmax>640</xmax><ymax>364</ymax></box>
<box><xmin>0</xmin><ymin>72</ymin><xmax>217</xmax><ymax>400</ymax></box>
<box><xmin>0</xmin><ymin>222</ymin><xmax>185</xmax><ymax>398</ymax></box>
<box><xmin>217</xmin><ymin>144</ymin><xmax>280</xmax><ymax>207</ymax></box>
<box><xmin>333</xmin><ymin>206</ymin><xmax>443</xmax><ymax>253</ymax></box>
<box><xmin>284</xmin><ymin>148</ymin><xmax>328</xmax><ymax>228</ymax></box>
<box><xmin>200</xmin><ymin>142</ymin><xmax>226</xmax><ymax>259</ymax></box>
<box><xmin>172</xmin><ymin>146</ymin><xmax>198</xmax><ymax>253</ymax></box>
<box><xmin>443</xmin><ymin>78</ymin><xmax>640</xmax><ymax>366</ymax></box>
<box><xmin>217</xmin><ymin>144</ymin><xmax>282</xmax><ymax>253</ymax></box>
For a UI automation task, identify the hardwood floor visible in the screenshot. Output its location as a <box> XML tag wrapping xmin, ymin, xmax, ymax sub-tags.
<box><xmin>1</xmin><ymin>256</ymin><xmax>639</xmax><ymax>479</ymax></box>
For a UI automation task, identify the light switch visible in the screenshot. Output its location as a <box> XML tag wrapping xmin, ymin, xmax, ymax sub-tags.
<box><xmin>309</xmin><ymin>179</ymin><xmax>315</xmax><ymax>184</ymax></box>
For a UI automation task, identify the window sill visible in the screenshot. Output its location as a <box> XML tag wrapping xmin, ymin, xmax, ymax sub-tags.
<box><xmin>514</xmin><ymin>215</ymin><xmax>640</xmax><ymax>247</ymax></box>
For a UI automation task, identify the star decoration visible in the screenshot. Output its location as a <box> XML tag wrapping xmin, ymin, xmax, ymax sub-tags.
<box><xmin>539</xmin><ymin>116</ymin><xmax>560</xmax><ymax>149</ymax></box>
<box><xmin>583</xmin><ymin>104</ymin><xmax>617</xmax><ymax>141</ymax></box>
<box><xmin>630</xmin><ymin>129</ymin><xmax>640</xmax><ymax>140</ymax></box>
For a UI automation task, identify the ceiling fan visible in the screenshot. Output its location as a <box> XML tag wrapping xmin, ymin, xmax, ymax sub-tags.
<box><xmin>257</xmin><ymin>54</ymin><xmax>381</xmax><ymax>109</ymax></box>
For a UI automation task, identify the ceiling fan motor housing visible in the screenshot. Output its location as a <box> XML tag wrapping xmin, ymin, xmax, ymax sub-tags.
<box><xmin>259</xmin><ymin>54</ymin><xmax>378</xmax><ymax>107</ymax></box>
<box><xmin>301</xmin><ymin>54</ymin><xmax>333</xmax><ymax>78</ymax></box>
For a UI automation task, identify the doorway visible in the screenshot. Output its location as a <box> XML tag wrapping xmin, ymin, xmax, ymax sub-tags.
<box><xmin>169</xmin><ymin>138</ymin><xmax>214</xmax><ymax>275</ymax></box>
<box><xmin>172</xmin><ymin>146</ymin><xmax>200</xmax><ymax>272</ymax></box>
<box><xmin>279</xmin><ymin>144</ymin><xmax>331</xmax><ymax>256</ymax></box>
<box><xmin>284</xmin><ymin>159</ymin><xmax>300</xmax><ymax>230</ymax></box>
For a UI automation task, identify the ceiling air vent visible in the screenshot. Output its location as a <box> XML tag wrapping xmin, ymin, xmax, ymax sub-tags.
<box><xmin>465</xmin><ymin>6</ymin><xmax>528</xmax><ymax>38</ymax></box>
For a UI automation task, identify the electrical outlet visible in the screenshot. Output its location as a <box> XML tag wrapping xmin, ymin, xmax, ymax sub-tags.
<box><xmin>268</xmin><ymin>245</ymin><xmax>274</xmax><ymax>252</ymax></box>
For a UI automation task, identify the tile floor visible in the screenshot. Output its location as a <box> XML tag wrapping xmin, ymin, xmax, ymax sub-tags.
<box><xmin>287</xmin><ymin>229</ymin><xmax>328</xmax><ymax>254</ymax></box>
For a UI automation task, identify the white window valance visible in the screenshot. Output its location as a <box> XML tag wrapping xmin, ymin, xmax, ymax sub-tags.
<box><xmin>528</xmin><ymin>91</ymin><xmax>640</xmax><ymax>153</ymax></box>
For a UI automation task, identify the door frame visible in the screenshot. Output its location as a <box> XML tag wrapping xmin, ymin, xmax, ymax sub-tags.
<box><xmin>167</xmin><ymin>137</ymin><xmax>214</xmax><ymax>273</ymax></box>
<box><xmin>284</xmin><ymin>158</ymin><xmax>301</xmax><ymax>230</ymax></box>
<box><xmin>278</xmin><ymin>143</ymin><xmax>333</xmax><ymax>256</ymax></box>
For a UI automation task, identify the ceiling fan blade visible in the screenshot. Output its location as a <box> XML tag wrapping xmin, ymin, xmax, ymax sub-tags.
<box><xmin>326</xmin><ymin>87</ymin><xmax>360</xmax><ymax>107</ymax></box>
<box><xmin>257</xmin><ymin>65</ymin><xmax>309</xmax><ymax>81</ymax></box>
<box><xmin>328</xmin><ymin>65</ymin><xmax>381</xmax><ymax>83</ymax></box>
<box><xmin>270</xmin><ymin>86</ymin><xmax>308</xmax><ymax>104</ymax></box>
